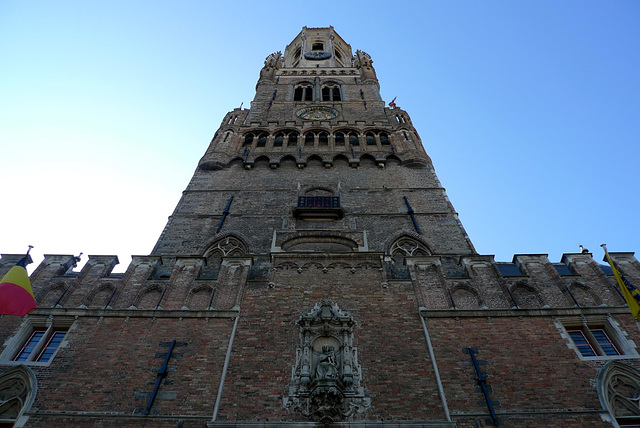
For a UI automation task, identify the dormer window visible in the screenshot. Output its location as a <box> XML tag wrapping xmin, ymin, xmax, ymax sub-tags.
<box><xmin>312</xmin><ymin>42</ymin><xmax>324</xmax><ymax>51</ymax></box>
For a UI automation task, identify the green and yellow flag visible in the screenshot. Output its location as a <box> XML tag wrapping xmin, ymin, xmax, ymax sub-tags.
<box><xmin>602</xmin><ymin>244</ymin><xmax>640</xmax><ymax>320</ymax></box>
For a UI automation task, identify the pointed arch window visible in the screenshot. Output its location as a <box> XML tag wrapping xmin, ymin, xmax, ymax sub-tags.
<box><xmin>304</xmin><ymin>132</ymin><xmax>315</xmax><ymax>146</ymax></box>
<box><xmin>274</xmin><ymin>132</ymin><xmax>284</xmax><ymax>147</ymax></box>
<box><xmin>294</xmin><ymin>83</ymin><xmax>313</xmax><ymax>101</ymax></box>
<box><xmin>598</xmin><ymin>362</ymin><xmax>640</xmax><ymax>427</ymax></box>
<box><xmin>287</xmin><ymin>131</ymin><xmax>298</xmax><ymax>146</ymax></box>
<box><xmin>318</xmin><ymin>132</ymin><xmax>329</xmax><ymax>146</ymax></box>
<box><xmin>0</xmin><ymin>365</ymin><xmax>37</xmax><ymax>426</ymax></box>
<box><xmin>321</xmin><ymin>83</ymin><xmax>341</xmax><ymax>101</ymax></box>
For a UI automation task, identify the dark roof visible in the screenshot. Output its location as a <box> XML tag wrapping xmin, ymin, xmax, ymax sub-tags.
<box><xmin>496</xmin><ymin>263</ymin><xmax>524</xmax><ymax>277</ymax></box>
<box><xmin>553</xmin><ymin>264</ymin><xmax>573</xmax><ymax>276</ymax></box>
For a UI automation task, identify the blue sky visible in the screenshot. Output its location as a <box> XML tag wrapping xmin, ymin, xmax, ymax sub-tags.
<box><xmin>1</xmin><ymin>1</ymin><xmax>638</xmax><ymax>272</ymax></box>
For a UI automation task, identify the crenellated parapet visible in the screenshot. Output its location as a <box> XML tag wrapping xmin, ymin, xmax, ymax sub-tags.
<box><xmin>0</xmin><ymin>253</ymin><xmax>253</xmax><ymax>313</ymax></box>
<box><xmin>389</xmin><ymin>251</ymin><xmax>639</xmax><ymax>312</ymax></box>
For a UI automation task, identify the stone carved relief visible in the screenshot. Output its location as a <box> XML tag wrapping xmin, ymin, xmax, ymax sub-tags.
<box><xmin>0</xmin><ymin>366</ymin><xmax>37</xmax><ymax>424</ymax></box>
<box><xmin>284</xmin><ymin>301</ymin><xmax>369</xmax><ymax>423</ymax></box>
<box><xmin>598</xmin><ymin>361</ymin><xmax>640</xmax><ymax>423</ymax></box>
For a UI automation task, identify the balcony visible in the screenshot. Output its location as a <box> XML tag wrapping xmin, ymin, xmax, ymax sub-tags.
<box><xmin>293</xmin><ymin>196</ymin><xmax>344</xmax><ymax>221</ymax></box>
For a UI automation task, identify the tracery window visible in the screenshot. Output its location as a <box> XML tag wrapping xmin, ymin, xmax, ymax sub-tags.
<box><xmin>321</xmin><ymin>83</ymin><xmax>341</xmax><ymax>101</ymax></box>
<box><xmin>598</xmin><ymin>362</ymin><xmax>640</xmax><ymax>427</ymax></box>
<box><xmin>294</xmin><ymin>83</ymin><xmax>313</xmax><ymax>101</ymax></box>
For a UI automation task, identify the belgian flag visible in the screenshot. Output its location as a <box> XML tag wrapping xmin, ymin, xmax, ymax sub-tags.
<box><xmin>0</xmin><ymin>253</ymin><xmax>37</xmax><ymax>316</ymax></box>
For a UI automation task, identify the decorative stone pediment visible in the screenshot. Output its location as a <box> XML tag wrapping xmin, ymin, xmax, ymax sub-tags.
<box><xmin>284</xmin><ymin>301</ymin><xmax>369</xmax><ymax>423</ymax></box>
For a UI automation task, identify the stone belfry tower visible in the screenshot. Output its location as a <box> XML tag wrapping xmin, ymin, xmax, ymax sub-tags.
<box><xmin>152</xmin><ymin>25</ymin><xmax>475</xmax><ymax>261</ymax></box>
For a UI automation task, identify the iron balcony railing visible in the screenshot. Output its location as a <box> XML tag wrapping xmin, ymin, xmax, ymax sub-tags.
<box><xmin>297</xmin><ymin>196</ymin><xmax>341</xmax><ymax>208</ymax></box>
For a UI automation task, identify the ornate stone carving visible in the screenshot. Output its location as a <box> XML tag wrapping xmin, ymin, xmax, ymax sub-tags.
<box><xmin>598</xmin><ymin>361</ymin><xmax>640</xmax><ymax>423</ymax></box>
<box><xmin>0</xmin><ymin>366</ymin><xmax>37</xmax><ymax>425</ymax></box>
<box><xmin>284</xmin><ymin>301</ymin><xmax>370</xmax><ymax>423</ymax></box>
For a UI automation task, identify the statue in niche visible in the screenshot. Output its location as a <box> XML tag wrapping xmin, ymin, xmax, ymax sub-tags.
<box><xmin>283</xmin><ymin>301</ymin><xmax>370</xmax><ymax>423</ymax></box>
<box><xmin>315</xmin><ymin>346</ymin><xmax>338</xmax><ymax>380</ymax></box>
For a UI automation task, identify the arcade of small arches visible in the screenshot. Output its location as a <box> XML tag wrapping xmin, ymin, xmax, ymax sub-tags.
<box><xmin>233</xmin><ymin>152</ymin><xmax>406</xmax><ymax>170</ymax></box>
<box><xmin>242</xmin><ymin>129</ymin><xmax>395</xmax><ymax>149</ymax></box>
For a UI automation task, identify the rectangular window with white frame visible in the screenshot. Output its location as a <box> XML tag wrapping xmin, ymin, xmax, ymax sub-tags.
<box><xmin>0</xmin><ymin>316</ymin><xmax>74</xmax><ymax>366</ymax></box>
<box><xmin>556</xmin><ymin>315</ymin><xmax>638</xmax><ymax>361</ymax></box>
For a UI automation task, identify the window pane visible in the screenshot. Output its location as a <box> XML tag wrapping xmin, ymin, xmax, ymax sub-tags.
<box><xmin>36</xmin><ymin>331</ymin><xmax>66</xmax><ymax>363</ymax></box>
<box><xmin>568</xmin><ymin>330</ymin><xmax>597</xmax><ymax>357</ymax></box>
<box><xmin>13</xmin><ymin>331</ymin><xmax>46</xmax><ymax>362</ymax></box>
<box><xmin>322</xmin><ymin>87</ymin><xmax>331</xmax><ymax>101</ymax></box>
<box><xmin>592</xmin><ymin>329</ymin><xmax>620</xmax><ymax>356</ymax></box>
<box><xmin>333</xmin><ymin>87</ymin><xmax>341</xmax><ymax>101</ymax></box>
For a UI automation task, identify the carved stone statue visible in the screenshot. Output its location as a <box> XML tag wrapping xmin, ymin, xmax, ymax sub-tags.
<box><xmin>315</xmin><ymin>346</ymin><xmax>338</xmax><ymax>380</ymax></box>
<box><xmin>284</xmin><ymin>301</ymin><xmax>370</xmax><ymax>422</ymax></box>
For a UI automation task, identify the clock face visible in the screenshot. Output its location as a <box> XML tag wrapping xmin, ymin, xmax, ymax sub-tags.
<box><xmin>296</xmin><ymin>107</ymin><xmax>338</xmax><ymax>120</ymax></box>
<box><xmin>304</xmin><ymin>51</ymin><xmax>331</xmax><ymax>60</ymax></box>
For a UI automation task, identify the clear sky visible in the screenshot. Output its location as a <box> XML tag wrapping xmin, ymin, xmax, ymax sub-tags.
<box><xmin>1</xmin><ymin>1</ymin><xmax>638</xmax><ymax>273</ymax></box>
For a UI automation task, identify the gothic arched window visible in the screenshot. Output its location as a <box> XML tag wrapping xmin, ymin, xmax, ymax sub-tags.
<box><xmin>287</xmin><ymin>131</ymin><xmax>298</xmax><ymax>146</ymax></box>
<box><xmin>274</xmin><ymin>132</ymin><xmax>284</xmax><ymax>147</ymax></box>
<box><xmin>294</xmin><ymin>83</ymin><xmax>313</xmax><ymax>101</ymax></box>
<box><xmin>318</xmin><ymin>132</ymin><xmax>329</xmax><ymax>146</ymax></box>
<box><xmin>321</xmin><ymin>83</ymin><xmax>341</xmax><ymax>101</ymax></box>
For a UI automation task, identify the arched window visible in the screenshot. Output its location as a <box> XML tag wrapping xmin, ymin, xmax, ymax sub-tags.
<box><xmin>312</xmin><ymin>42</ymin><xmax>323</xmax><ymax>51</ymax></box>
<box><xmin>256</xmin><ymin>132</ymin><xmax>268</xmax><ymax>147</ymax></box>
<box><xmin>349</xmin><ymin>132</ymin><xmax>360</xmax><ymax>146</ymax></box>
<box><xmin>304</xmin><ymin>132</ymin><xmax>315</xmax><ymax>146</ymax></box>
<box><xmin>334</xmin><ymin>132</ymin><xmax>345</xmax><ymax>146</ymax></box>
<box><xmin>321</xmin><ymin>83</ymin><xmax>341</xmax><ymax>101</ymax></box>
<box><xmin>288</xmin><ymin>131</ymin><xmax>298</xmax><ymax>146</ymax></box>
<box><xmin>318</xmin><ymin>132</ymin><xmax>329</xmax><ymax>146</ymax></box>
<box><xmin>243</xmin><ymin>133</ymin><xmax>254</xmax><ymax>147</ymax></box>
<box><xmin>366</xmin><ymin>132</ymin><xmax>376</xmax><ymax>145</ymax></box>
<box><xmin>274</xmin><ymin>132</ymin><xmax>284</xmax><ymax>147</ymax></box>
<box><xmin>294</xmin><ymin>83</ymin><xmax>313</xmax><ymax>101</ymax></box>
<box><xmin>380</xmin><ymin>132</ymin><xmax>390</xmax><ymax>145</ymax></box>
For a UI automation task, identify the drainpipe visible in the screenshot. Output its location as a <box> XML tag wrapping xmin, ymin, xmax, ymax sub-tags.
<box><xmin>211</xmin><ymin>311</ymin><xmax>240</xmax><ymax>421</ymax></box>
<box><xmin>420</xmin><ymin>311</ymin><xmax>451</xmax><ymax>422</ymax></box>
